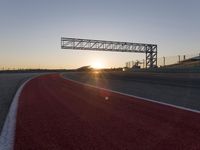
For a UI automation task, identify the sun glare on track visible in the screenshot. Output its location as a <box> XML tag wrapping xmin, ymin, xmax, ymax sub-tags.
<box><xmin>93</xmin><ymin>71</ymin><xmax>100</xmax><ymax>74</ymax></box>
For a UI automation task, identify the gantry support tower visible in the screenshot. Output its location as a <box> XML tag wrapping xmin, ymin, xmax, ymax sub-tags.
<box><xmin>61</xmin><ymin>37</ymin><xmax>157</xmax><ymax>68</ymax></box>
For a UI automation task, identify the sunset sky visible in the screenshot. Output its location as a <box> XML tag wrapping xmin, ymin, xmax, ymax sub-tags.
<box><xmin>0</xmin><ymin>0</ymin><xmax>200</xmax><ymax>69</ymax></box>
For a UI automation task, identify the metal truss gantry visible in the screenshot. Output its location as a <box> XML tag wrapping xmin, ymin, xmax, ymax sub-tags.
<box><xmin>61</xmin><ymin>37</ymin><xmax>157</xmax><ymax>68</ymax></box>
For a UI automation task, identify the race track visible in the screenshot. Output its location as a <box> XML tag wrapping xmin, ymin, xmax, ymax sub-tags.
<box><xmin>14</xmin><ymin>74</ymin><xmax>200</xmax><ymax>150</ymax></box>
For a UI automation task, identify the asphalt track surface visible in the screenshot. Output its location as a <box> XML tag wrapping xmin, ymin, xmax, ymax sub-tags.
<box><xmin>63</xmin><ymin>72</ymin><xmax>200</xmax><ymax>111</ymax></box>
<box><xmin>15</xmin><ymin>74</ymin><xmax>200</xmax><ymax>150</ymax></box>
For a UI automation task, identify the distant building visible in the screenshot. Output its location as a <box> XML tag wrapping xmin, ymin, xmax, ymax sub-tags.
<box><xmin>76</xmin><ymin>66</ymin><xmax>92</xmax><ymax>72</ymax></box>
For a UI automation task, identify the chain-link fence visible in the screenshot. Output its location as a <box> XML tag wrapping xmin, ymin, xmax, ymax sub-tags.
<box><xmin>125</xmin><ymin>53</ymin><xmax>200</xmax><ymax>68</ymax></box>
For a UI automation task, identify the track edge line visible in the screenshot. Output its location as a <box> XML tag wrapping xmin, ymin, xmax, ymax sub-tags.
<box><xmin>62</xmin><ymin>75</ymin><xmax>200</xmax><ymax>114</ymax></box>
<box><xmin>0</xmin><ymin>75</ymin><xmax>40</xmax><ymax>150</ymax></box>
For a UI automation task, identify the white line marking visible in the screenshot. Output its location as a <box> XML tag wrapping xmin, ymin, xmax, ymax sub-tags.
<box><xmin>0</xmin><ymin>77</ymin><xmax>35</xmax><ymax>150</ymax></box>
<box><xmin>62</xmin><ymin>76</ymin><xmax>200</xmax><ymax>114</ymax></box>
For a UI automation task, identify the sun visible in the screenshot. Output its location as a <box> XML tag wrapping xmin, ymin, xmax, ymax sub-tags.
<box><xmin>91</xmin><ymin>60</ymin><xmax>104</xmax><ymax>69</ymax></box>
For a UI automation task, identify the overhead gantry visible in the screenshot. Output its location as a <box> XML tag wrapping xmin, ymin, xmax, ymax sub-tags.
<box><xmin>61</xmin><ymin>37</ymin><xmax>157</xmax><ymax>68</ymax></box>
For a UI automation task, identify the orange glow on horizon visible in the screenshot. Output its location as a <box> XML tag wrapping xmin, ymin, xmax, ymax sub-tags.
<box><xmin>91</xmin><ymin>60</ymin><xmax>105</xmax><ymax>69</ymax></box>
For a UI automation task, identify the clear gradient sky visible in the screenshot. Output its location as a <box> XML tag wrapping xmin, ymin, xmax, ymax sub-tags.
<box><xmin>0</xmin><ymin>0</ymin><xmax>200</xmax><ymax>69</ymax></box>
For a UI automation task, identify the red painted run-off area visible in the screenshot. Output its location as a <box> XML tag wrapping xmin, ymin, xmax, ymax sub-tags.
<box><xmin>15</xmin><ymin>74</ymin><xmax>200</xmax><ymax>150</ymax></box>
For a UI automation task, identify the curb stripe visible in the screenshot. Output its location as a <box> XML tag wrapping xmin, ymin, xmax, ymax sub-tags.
<box><xmin>0</xmin><ymin>78</ymin><xmax>33</xmax><ymax>150</ymax></box>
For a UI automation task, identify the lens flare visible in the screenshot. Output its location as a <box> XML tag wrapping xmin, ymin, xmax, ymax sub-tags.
<box><xmin>91</xmin><ymin>60</ymin><xmax>104</xmax><ymax>69</ymax></box>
